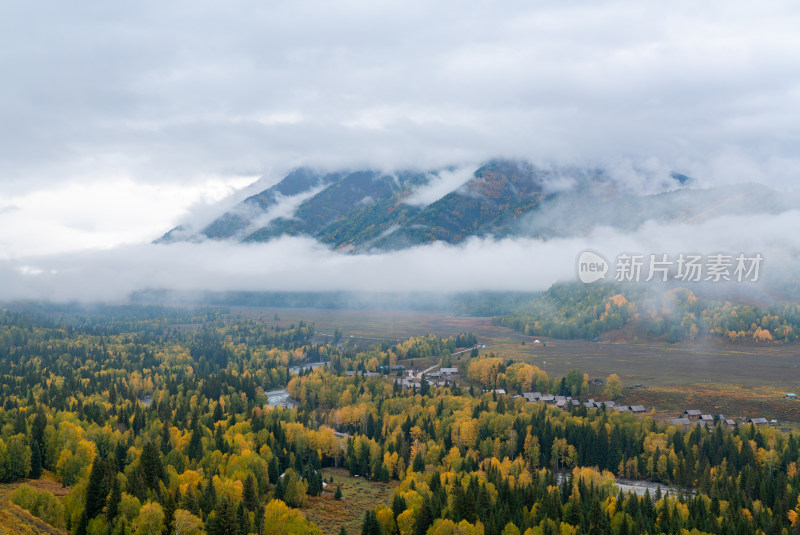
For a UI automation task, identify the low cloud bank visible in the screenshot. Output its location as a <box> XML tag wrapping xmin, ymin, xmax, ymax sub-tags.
<box><xmin>1</xmin><ymin>209</ymin><xmax>797</xmax><ymax>303</ymax></box>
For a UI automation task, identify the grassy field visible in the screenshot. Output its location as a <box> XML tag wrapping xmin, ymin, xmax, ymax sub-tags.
<box><xmin>0</xmin><ymin>473</ymin><xmax>67</xmax><ymax>535</ymax></box>
<box><xmin>239</xmin><ymin>306</ymin><xmax>800</xmax><ymax>424</ymax></box>
<box><xmin>302</xmin><ymin>468</ymin><xmax>397</xmax><ymax>535</ymax></box>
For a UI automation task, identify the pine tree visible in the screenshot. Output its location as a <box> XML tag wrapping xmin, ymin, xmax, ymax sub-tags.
<box><xmin>29</xmin><ymin>438</ymin><xmax>42</xmax><ymax>479</ymax></box>
<box><xmin>13</xmin><ymin>410</ymin><xmax>26</xmax><ymax>435</ymax></box>
<box><xmin>181</xmin><ymin>484</ymin><xmax>201</xmax><ymax>517</ymax></box>
<box><xmin>414</xmin><ymin>500</ymin><xmax>433</xmax><ymax>535</ymax></box>
<box><xmin>268</xmin><ymin>456</ymin><xmax>280</xmax><ymax>484</ymax></box>
<box><xmin>106</xmin><ymin>475</ymin><xmax>121</xmax><ymax>525</ymax></box>
<box><xmin>31</xmin><ymin>408</ymin><xmax>46</xmax><ymax>467</ymax></box>
<box><xmin>236</xmin><ymin>502</ymin><xmax>249</xmax><ymax>535</ymax></box>
<box><xmin>214</xmin><ymin>423</ymin><xmax>228</xmax><ymax>454</ymax></box>
<box><xmin>188</xmin><ymin>419</ymin><xmax>204</xmax><ymax>461</ymax></box>
<box><xmin>392</xmin><ymin>494</ymin><xmax>406</xmax><ymax>519</ymax></box>
<box><xmin>85</xmin><ymin>456</ymin><xmax>109</xmax><ymax>520</ymax></box>
<box><xmin>126</xmin><ymin>462</ymin><xmax>148</xmax><ymax>502</ymax></box>
<box><xmin>141</xmin><ymin>441</ymin><xmax>164</xmax><ymax>490</ymax></box>
<box><xmin>243</xmin><ymin>473</ymin><xmax>259</xmax><ymax>512</ymax></box>
<box><xmin>160</xmin><ymin>421</ymin><xmax>171</xmax><ymax>455</ymax></box>
<box><xmin>413</xmin><ymin>452</ymin><xmax>425</xmax><ymax>472</ymax></box>
<box><xmin>206</xmin><ymin>496</ymin><xmax>237</xmax><ymax>535</ymax></box>
<box><xmin>200</xmin><ymin>478</ymin><xmax>217</xmax><ymax>520</ymax></box>
<box><xmin>115</xmin><ymin>441</ymin><xmax>128</xmax><ymax>470</ymax></box>
<box><xmin>75</xmin><ymin>510</ymin><xmax>89</xmax><ymax>535</ymax></box>
<box><xmin>361</xmin><ymin>510</ymin><xmax>380</xmax><ymax>535</ymax></box>
<box><xmin>335</xmin><ymin>484</ymin><xmax>343</xmax><ymax>500</ymax></box>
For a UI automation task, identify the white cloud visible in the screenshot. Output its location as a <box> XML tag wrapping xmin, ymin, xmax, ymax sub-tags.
<box><xmin>1</xmin><ymin>209</ymin><xmax>797</xmax><ymax>302</ymax></box>
<box><xmin>405</xmin><ymin>166</ymin><xmax>477</xmax><ymax>206</ymax></box>
<box><xmin>0</xmin><ymin>0</ymin><xmax>798</xmax><ymax>298</ymax></box>
<box><xmin>0</xmin><ymin>174</ymin><xmax>255</xmax><ymax>258</ymax></box>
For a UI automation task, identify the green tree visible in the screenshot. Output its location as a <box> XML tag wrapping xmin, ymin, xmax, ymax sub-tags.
<box><xmin>140</xmin><ymin>441</ymin><xmax>164</xmax><ymax>490</ymax></box>
<box><xmin>206</xmin><ymin>496</ymin><xmax>237</xmax><ymax>535</ymax></box>
<box><xmin>243</xmin><ymin>473</ymin><xmax>259</xmax><ymax>512</ymax></box>
<box><xmin>1</xmin><ymin>434</ymin><xmax>31</xmax><ymax>481</ymax></box>
<box><xmin>605</xmin><ymin>373</ymin><xmax>623</xmax><ymax>399</ymax></box>
<box><xmin>29</xmin><ymin>438</ymin><xmax>42</xmax><ymax>479</ymax></box>
<box><xmin>361</xmin><ymin>510</ymin><xmax>380</xmax><ymax>535</ymax></box>
<box><xmin>132</xmin><ymin>502</ymin><xmax>164</xmax><ymax>535</ymax></box>
<box><xmin>85</xmin><ymin>456</ymin><xmax>109</xmax><ymax>520</ymax></box>
<box><xmin>106</xmin><ymin>475</ymin><xmax>121</xmax><ymax>525</ymax></box>
<box><xmin>564</xmin><ymin>369</ymin><xmax>585</xmax><ymax>397</ymax></box>
<box><xmin>187</xmin><ymin>419</ymin><xmax>204</xmax><ymax>462</ymax></box>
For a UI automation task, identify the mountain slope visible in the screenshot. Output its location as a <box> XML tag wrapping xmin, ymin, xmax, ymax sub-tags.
<box><xmin>202</xmin><ymin>168</ymin><xmax>342</xmax><ymax>240</ymax></box>
<box><xmin>158</xmin><ymin>159</ymin><xmax>799</xmax><ymax>251</ymax></box>
<box><xmin>243</xmin><ymin>170</ymin><xmax>428</xmax><ymax>244</ymax></box>
<box><xmin>372</xmin><ymin>160</ymin><xmax>549</xmax><ymax>249</ymax></box>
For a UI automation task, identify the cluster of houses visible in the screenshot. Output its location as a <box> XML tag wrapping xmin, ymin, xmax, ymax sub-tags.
<box><xmin>518</xmin><ymin>392</ymin><xmax>648</xmax><ymax>415</ymax></box>
<box><xmin>670</xmin><ymin>409</ymin><xmax>778</xmax><ymax>429</ymax></box>
<box><xmin>390</xmin><ymin>366</ymin><xmax>462</xmax><ymax>390</ymax></box>
<box><xmin>425</xmin><ymin>367</ymin><xmax>459</xmax><ymax>384</ymax></box>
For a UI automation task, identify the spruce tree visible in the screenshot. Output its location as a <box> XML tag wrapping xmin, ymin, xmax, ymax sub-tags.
<box><xmin>361</xmin><ymin>510</ymin><xmax>380</xmax><ymax>535</ymax></box>
<box><xmin>243</xmin><ymin>473</ymin><xmax>259</xmax><ymax>512</ymax></box>
<box><xmin>160</xmin><ymin>421</ymin><xmax>171</xmax><ymax>455</ymax></box>
<box><xmin>85</xmin><ymin>456</ymin><xmax>109</xmax><ymax>520</ymax></box>
<box><xmin>206</xmin><ymin>496</ymin><xmax>237</xmax><ymax>535</ymax></box>
<box><xmin>106</xmin><ymin>475</ymin><xmax>121</xmax><ymax>525</ymax></box>
<box><xmin>29</xmin><ymin>439</ymin><xmax>42</xmax><ymax>479</ymax></box>
<box><xmin>181</xmin><ymin>484</ymin><xmax>201</xmax><ymax>517</ymax></box>
<box><xmin>141</xmin><ymin>441</ymin><xmax>164</xmax><ymax>490</ymax></box>
<box><xmin>188</xmin><ymin>419</ymin><xmax>204</xmax><ymax>461</ymax></box>
<box><xmin>31</xmin><ymin>408</ymin><xmax>46</xmax><ymax>466</ymax></box>
<box><xmin>200</xmin><ymin>478</ymin><xmax>217</xmax><ymax>520</ymax></box>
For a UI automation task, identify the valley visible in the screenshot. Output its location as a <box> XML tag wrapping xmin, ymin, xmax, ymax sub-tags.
<box><xmin>246</xmin><ymin>306</ymin><xmax>800</xmax><ymax>424</ymax></box>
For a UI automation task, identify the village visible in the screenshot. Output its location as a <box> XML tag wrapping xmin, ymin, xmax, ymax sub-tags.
<box><xmin>267</xmin><ymin>334</ymin><xmax>798</xmax><ymax>433</ymax></box>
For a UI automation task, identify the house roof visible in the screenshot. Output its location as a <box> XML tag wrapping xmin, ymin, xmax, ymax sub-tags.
<box><xmin>684</xmin><ymin>409</ymin><xmax>702</xmax><ymax>416</ymax></box>
<box><xmin>629</xmin><ymin>405</ymin><xmax>647</xmax><ymax>412</ymax></box>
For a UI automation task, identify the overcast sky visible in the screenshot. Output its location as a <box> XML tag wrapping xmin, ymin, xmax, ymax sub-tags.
<box><xmin>1</xmin><ymin>1</ymin><xmax>799</xmax><ymax>298</ymax></box>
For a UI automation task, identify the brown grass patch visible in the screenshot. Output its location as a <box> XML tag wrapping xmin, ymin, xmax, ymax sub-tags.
<box><xmin>302</xmin><ymin>468</ymin><xmax>397</xmax><ymax>535</ymax></box>
<box><xmin>0</xmin><ymin>472</ymin><xmax>67</xmax><ymax>535</ymax></box>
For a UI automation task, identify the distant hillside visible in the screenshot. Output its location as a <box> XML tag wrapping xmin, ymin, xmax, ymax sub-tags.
<box><xmin>496</xmin><ymin>281</ymin><xmax>800</xmax><ymax>343</ymax></box>
<box><xmin>158</xmin><ymin>159</ymin><xmax>799</xmax><ymax>251</ymax></box>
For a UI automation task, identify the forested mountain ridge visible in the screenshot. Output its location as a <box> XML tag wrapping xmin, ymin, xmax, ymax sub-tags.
<box><xmin>496</xmin><ymin>282</ymin><xmax>800</xmax><ymax>343</ymax></box>
<box><xmin>159</xmin><ymin>160</ymin><xmax>799</xmax><ymax>252</ymax></box>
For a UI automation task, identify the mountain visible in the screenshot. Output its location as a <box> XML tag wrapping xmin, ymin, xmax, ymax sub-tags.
<box><xmin>158</xmin><ymin>159</ymin><xmax>799</xmax><ymax>250</ymax></box>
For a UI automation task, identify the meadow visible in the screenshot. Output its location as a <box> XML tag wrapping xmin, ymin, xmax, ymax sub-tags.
<box><xmin>302</xmin><ymin>468</ymin><xmax>397</xmax><ymax>535</ymax></box>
